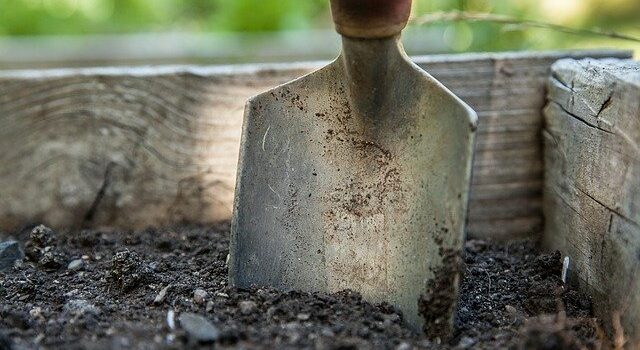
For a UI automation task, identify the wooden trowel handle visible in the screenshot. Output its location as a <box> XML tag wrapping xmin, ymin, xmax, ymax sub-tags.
<box><xmin>330</xmin><ymin>0</ymin><xmax>412</xmax><ymax>39</ymax></box>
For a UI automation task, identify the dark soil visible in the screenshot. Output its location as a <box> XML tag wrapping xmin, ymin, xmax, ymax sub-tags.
<box><xmin>419</xmin><ymin>249</ymin><xmax>461</xmax><ymax>341</ymax></box>
<box><xmin>0</xmin><ymin>224</ymin><xmax>603</xmax><ymax>349</ymax></box>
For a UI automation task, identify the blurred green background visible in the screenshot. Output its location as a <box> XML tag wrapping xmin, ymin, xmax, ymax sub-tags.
<box><xmin>0</xmin><ymin>0</ymin><xmax>638</xmax><ymax>67</ymax></box>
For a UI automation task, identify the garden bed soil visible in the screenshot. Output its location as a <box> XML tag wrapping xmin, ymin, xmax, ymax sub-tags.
<box><xmin>1</xmin><ymin>223</ymin><xmax>602</xmax><ymax>349</ymax></box>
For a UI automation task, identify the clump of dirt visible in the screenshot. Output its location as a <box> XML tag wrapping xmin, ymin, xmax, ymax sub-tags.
<box><xmin>24</xmin><ymin>224</ymin><xmax>66</xmax><ymax>270</ymax></box>
<box><xmin>519</xmin><ymin>314</ymin><xmax>601</xmax><ymax>350</ymax></box>
<box><xmin>106</xmin><ymin>249</ymin><xmax>154</xmax><ymax>292</ymax></box>
<box><xmin>0</xmin><ymin>224</ymin><xmax>602</xmax><ymax>349</ymax></box>
<box><xmin>419</xmin><ymin>249</ymin><xmax>461</xmax><ymax>341</ymax></box>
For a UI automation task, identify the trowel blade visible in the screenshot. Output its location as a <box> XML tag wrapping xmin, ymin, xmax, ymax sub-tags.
<box><xmin>230</xmin><ymin>37</ymin><xmax>476</xmax><ymax>337</ymax></box>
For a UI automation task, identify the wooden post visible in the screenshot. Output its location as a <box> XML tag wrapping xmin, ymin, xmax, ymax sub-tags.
<box><xmin>544</xmin><ymin>58</ymin><xmax>640</xmax><ymax>346</ymax></box>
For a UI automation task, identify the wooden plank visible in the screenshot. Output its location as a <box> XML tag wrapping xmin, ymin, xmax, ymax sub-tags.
<box><xmin>467</xmin><ymin>216</ymin><xmax>543</xmax><ymax>241</ymax></box>
<box><xmin>543</xmin><ymin>58</ymin><xmax>640</xmax><ymax>346</ymax></box>
<box><xmin>0</xmin><ymin>50</ymin><xmax>632</xmax><ymax>242</ymax></box>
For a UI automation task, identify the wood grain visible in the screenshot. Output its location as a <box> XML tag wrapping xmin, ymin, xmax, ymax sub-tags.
<box><xmin>543</xmin><ymin>58</ymin><xmax>640</xmax><ymax>346</ymax></box>
<box><xmin>0</xmin><ymin>50</ymin><xmax>631</xmax><ymax>241</ymax></box>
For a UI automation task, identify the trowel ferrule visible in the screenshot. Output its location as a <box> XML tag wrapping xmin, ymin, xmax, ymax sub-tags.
<box><xmin>330</xmin><ymin>0</ymin><xmax>412</xmax><ymax>39</ymax></box>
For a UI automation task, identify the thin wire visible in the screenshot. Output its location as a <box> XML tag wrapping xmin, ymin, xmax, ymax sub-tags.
<box><xmin>412</xmin><ymin>11</ymin><xmax>640</xmax><ymax>43</ymax></box>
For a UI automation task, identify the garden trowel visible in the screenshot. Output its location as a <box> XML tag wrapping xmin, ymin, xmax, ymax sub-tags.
<box><xmin>230</xmin><ymin>0</ymin><xmax>477</xmax><ymax>337</ymax></box>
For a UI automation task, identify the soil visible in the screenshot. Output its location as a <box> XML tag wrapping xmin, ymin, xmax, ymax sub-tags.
<box><xmin>419</xmin><ymin>248</ymin><xmax>461</xmax><ymax>341</ymax></box>
<box><xmin>0</xmin><ymin>223</ymin><xmax>604</xmax><ymax>350</ymax></box>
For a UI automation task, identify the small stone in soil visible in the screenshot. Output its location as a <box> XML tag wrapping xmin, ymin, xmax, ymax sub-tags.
<box><xmin>193</xmin><ymin>289</ymin><xmax>207</xmax><ymax>304</ymax></box>
<box><xmin>457</xmin><ymin>336</ymin><xmax>476</xmax><ymax>349</ymax></box>
<box><xmin>178</xmin><ymin>313</ymin><xmax>219</xmax><ymax>342</ymax></box>
<box><xmin>29</xmin><ymin>307</ymin><xmax>42</xmax><ymax>318</ymax></box>
<box><xmin>0</xmin><ymin>241</ymin><xmax>23</xmax><ymax>271</ymax></box>
<box><xmin>154</xmin><ymin>285</ymin><xmax>171</xmax><ymax>304</ymax></box>
<box><xmin>64</xmin><ymin>299</ymin><xmax>99</xmax><ymax>316</ymax></box>
<box><xmin>396</xmin><ymin>342</ymin><xmax>412</xmax><ymax>350</ymax></box>
<box><xmin>167</xmin><ymin>310</ymin><xmax>176</xmax><ymax>330</ymax></box>
<box><xmin>67</xmin><ymin>259</ymin><xmax>84</xmax><ymax>271</ymax></box>
<box><xmin>205</xmin><ymin>301</ymin><xmax>214</xmax><ymax>313</ymax></box>
<box><xmin>239</xmin><ymin>300</ymin><xmax>257</xmax><ymax>315</ymax></box>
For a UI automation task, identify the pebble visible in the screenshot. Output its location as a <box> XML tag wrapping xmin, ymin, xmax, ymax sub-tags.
<box><xmin>505</xmin><ymin>304</ymin><xmax>526</xmax><ymax>325</ymax></box>
<box><xmin>178</xmin><ymin>313</ymin><xmax>219</xmax><ymax>342</ymax></box>
<box><xmin>29</xmin><ymin>307</ymin><xmax>43</xmax><ymax>318</ymax></box>
<box><xmin>296</xmin><ymin>313</ymin><xmax>310</xmax><ymax>321</ymax></box>
<box><xmin>154</xmin><ymin>285</ymin><xmax>171</xmax><ymax>304</ymax></box>
<box><xmin>64</xmin><ymin>289</ymin><xmax>79</xmax><ymax>297</ymax></box>
<box><xmin>64</xmin><ymin>299</ymin><xmax>99</xmax><ymax>315</ymax></box>
<box><xmin>320</xmin><ymin>327</ymin><xmax>335</xmax><ymax>337</ymax></box>
<box><xmin>12</xmin><ymin>259</ymin><xmax>23</xmax><ymax>269</ymax></box>
<box><xmin>166</xmin><ymin>333</ymin><xmax>176</xmax><ymax>343</ymax></box>
<box><xmin>0</xmin><ymin>241</ymin><xmax>23</xmax><ymax>271</ymax></box>
<box><xmin>205</xmin><ymin>301</ymin><xmax>214</xmax><ymax>313</ymax></box>
<box><xmin>396</xmin><ymin>342</ymin><xmax>412</xmax><ymax>350</ymax></box>
<box><xmin>458</xmin><ymin>336</ymin><xmax>477</xmax><ymax>349</ymax></box>
<box><xmin>167</xmin><ymin>310</ymin><xmax>176</xmax><ymax>330</ymax></box>
<box><xmin>193</xmin><ymin>289</ymin><xmax>208</xmax><ymax>304</ymax></box>
<box><xmin>239</xmin><ymin>300</ymin><xmax>257</xmax><ymax>315</ymax></box>
<box><xmin>67</xmin><ymin>259</ymin><xmax>84</xmax><ymax>271</ymax></box>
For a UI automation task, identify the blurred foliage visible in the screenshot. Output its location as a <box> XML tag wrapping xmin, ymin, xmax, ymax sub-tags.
<box><xmin>0</xmin><ymin>0</ymin><xmax>329</xmax><ymax>35</ymax></box>
<box><xmin>413</xmin><ymin>0</ymin><xmax>640</xmax><ymax>52</ymax></box>
<box><xmin>0</xmin><ymin>0</ymin><xmax>638</xmax><ymax>52</ymax></box>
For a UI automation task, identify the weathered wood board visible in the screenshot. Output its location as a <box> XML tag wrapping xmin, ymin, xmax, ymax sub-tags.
<box><xmin>543</xmin><ymin>58</ymin><xmax>640</xmax><ymax>347</ymax></box>
<box><xmin>0</xmin><ymin>50</ymin><xmax>631</xmax><ymax>240</ymax></box>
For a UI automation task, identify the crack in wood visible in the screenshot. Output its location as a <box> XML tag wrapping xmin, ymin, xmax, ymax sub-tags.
<box><xmin>574</xmin><ymin>185</ymin><xmax>639</xmax><ymax>228</ymax></box>
<box><xmin>550</xmin><ymin>100</ymin><xmax>614</xmax><ymax>134</ymax></box>
<box><xmin>550</xmin><ymin>186</ymin><xmax>591</xmax><ymax>224</ymax></box>
<box><xmin>596</xmin><ymin>90</ymin><xmax>614</xmax><ymax>118</ymax></box>
<box><xmin>83</xmin><ymin>162</ymin><xmax>115</xmax><ymax>224</ymax></box>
